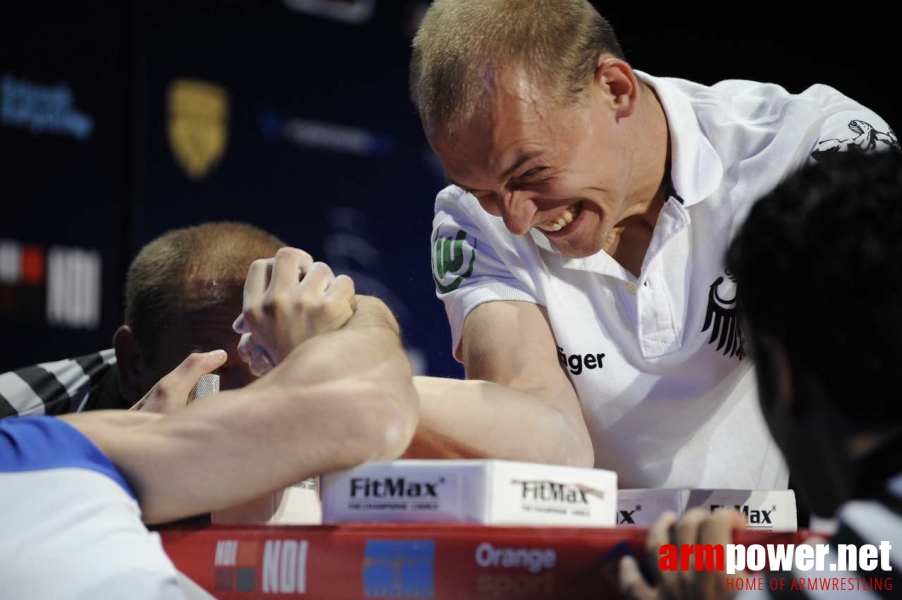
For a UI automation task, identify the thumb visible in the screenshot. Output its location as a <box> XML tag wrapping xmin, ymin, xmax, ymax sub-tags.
<box><xmin>160</xmin><ymin>350</ymin><xmax>227</xmax><ymax>400</ymax></box>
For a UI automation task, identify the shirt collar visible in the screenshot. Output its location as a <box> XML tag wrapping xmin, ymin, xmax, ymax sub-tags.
<box><xmin>635</xmin><ymin>70</ymin><xmax>724</xmax><ymax>207</ymax></box>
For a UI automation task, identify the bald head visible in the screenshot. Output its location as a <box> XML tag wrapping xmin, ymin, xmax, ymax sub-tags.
<box><xmin>410</xmin><ymin>0</ymin><xmax>624</xmax><ymax>136</ymax></box>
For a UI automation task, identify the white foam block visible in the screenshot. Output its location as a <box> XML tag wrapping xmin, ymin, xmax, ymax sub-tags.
<box><xmin>322</xmin><ymin>460</ymin><xmax>618</xmax><ymax>527</ymax></box>
<box><xmin>616</xmin><ymin>489</ymin><xmax>684</xmax><ymax>526</ymax></box>
<box><xmin>617</xmin><ymin>489</ymin><xmax>798</xmax><ymax>531</ymax></box>
<box><xmin>211</xmin><ymin>478</ymin><xmax>321</xmax><ymax>525</ymax></box>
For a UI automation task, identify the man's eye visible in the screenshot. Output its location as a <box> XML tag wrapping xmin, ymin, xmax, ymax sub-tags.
<box><xmin>521</xmin><ymin>167</ymin><xmax>547</xmax><ymax>179</ymax></box>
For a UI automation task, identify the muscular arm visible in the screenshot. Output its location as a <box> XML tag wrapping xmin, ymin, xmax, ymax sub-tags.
<box><xmin>406</xmin><ymin>301</ymin><xmax>594</xmax><ymax>467</ymax></box>
<box><xmin>62</xmin><ymin>296</ymin><xmax>417</xmax><ymax>524</ymax></box>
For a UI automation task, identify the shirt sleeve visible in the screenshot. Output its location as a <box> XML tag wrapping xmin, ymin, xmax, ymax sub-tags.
<box><xmin>431</xmin><ymin>187</ymin><xmax>540</xmax><ymax>361</ymax></box>
<box><xmin>0</xmin><ymin>414</ymin><xmax>136</xmax><ymax>500</ymax></box>
<box><xmin>807</xmin><ymin>104</ymin><xmax>898</xmax><ymax>163</ymax></box>
<box><xmin>0</xmin><ymin>349</ymin><xmax>116</xmax><ymax>419</ymax></box>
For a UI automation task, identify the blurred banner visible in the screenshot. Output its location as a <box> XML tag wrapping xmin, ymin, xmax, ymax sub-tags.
<box><xmin>0</xmin><ymin>2</ymin><xmax>131</xmax><ymax>368</ymax></box>
<box><xmin>135</xmin><ymin>0</ymin><xmax>454</xmax><ymax>377</ymax></box>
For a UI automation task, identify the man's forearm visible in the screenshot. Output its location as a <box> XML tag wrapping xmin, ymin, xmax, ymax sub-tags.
<box><xmin>287</xmin><ymin>295</ymin><xmax>409</xmax><ymax>388</ymax></box>
<box><xmin>70</xmin><ymin>296</ymin><xmax>417</xmax><ymax>524</ymax></box>
<box><xmin>406</xmin><ymin>376</ymin><xmax>594</xmax><ymax>467</ymax></box>
<box><xmin>346</xmin><ymin>295</ymin><xmax>401</xmax><ymax>335</ymax></box>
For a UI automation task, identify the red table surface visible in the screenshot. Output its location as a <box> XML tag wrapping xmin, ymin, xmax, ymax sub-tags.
<box><xmin>158</xmin><ymin>523</ymin><xmax>806</xmax><ymax>599</ymax></box>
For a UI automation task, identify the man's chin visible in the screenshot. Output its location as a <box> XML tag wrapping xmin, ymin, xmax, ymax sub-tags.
<box><xmin>548</xmin><ymin>238</ymin><xmax>604</xmax><ymax>259</ymax></box>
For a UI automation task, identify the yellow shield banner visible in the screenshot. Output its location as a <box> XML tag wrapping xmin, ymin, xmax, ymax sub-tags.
<box><xmin>167</xmin><ymin>79</ymin><xmax>229</xmax><ymax>180</ymax></box>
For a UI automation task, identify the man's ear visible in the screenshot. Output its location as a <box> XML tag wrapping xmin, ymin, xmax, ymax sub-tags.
<box><xmin>113</xmin><ymin>325</ymin><xmax>145</xmax><ymax>402</ymax></box>
<box><xmin>594</xmin><ymin>55</ymin><xmax>640</xmax><ymax>120</ymax></box>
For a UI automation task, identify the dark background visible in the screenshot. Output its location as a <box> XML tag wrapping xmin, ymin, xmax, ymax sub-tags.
<box><xmin>0</xmin><ymin>1</ymin><xmax>896</xmax><ymax>376</ymax></box>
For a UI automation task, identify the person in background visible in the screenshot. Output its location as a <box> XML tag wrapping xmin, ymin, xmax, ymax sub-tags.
<box><xmin>0</xmin><ymin>221</ymin><xmax>285</xmax><ymax>418</ymax></box>
<box><xmin>0</xmin><ymin>247</ymin><xmax>419</xmax><ymax>600</ymax></box>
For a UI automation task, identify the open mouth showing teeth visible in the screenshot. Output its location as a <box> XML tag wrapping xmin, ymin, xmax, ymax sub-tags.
<box><xmin>536</xmin><ymin>202</ymin><xmax>583</xmax><ymax>232</ymax></box>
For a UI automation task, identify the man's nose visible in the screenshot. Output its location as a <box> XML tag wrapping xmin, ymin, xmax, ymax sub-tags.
<box><xmin>499</xmin><ymin>190</ymin><xmax>538</xmax><ymax>235</ymax></box>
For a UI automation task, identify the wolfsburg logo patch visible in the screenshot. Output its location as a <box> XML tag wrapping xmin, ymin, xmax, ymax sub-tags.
<box><xmin>432</xmin><ymin>227</ymin><xmax>477</xmax><ymax>293</ymax></box>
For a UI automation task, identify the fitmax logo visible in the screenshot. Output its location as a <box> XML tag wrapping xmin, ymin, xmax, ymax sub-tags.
<box><xmin>514</xmin><ymin>480</ymin><xmax>604</xmax><ymax>504</ymax></box>
<box><xmin>710</xmin><ymin>504</ymin><xmax>775</xmax><ymax>526</ymax></box>
<box><xmin>618</xmin><ymin>505</ymin><xmax>642</xmax><ymax>525</ymax></box>
<box><xmin>351</xmin><ymin>477</ymin><xmax>445</xmax><ymax>498</ymax></box>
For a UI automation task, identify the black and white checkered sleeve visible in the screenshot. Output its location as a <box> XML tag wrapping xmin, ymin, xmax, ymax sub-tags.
<box><xmin>0</xmin><ymin>349</ymin><xmax>116</xmax><ymax>419</ymax></box>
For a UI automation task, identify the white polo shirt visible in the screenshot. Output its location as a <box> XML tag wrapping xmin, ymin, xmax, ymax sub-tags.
<box><xmin>431</xmin><ymin>72</ymin><xmax>898</xmax><ymax>489</ymax></box>
<box><xmin>0</xmin><ymin>417</ymin><xmax>205</xmax><ymax>600</ymax></box>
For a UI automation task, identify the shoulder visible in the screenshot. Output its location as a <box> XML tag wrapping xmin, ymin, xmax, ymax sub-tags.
<box><xmin>0</xmin><ymin>415</ymin><xmax>136</xmax><ymax>501</ymax></box>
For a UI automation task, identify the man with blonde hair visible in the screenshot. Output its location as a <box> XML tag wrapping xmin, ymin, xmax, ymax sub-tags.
<box><xmin>404</xmin><ymin>0</ymin><xmax>898</xmax><ymax>488</ymax></box>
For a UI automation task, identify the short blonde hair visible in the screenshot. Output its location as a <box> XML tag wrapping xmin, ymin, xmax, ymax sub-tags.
<box><xmin>410</xmin><ymin>0</ymin><xmax>624</xmax><ymax>134</ymax></box>
<box><xmin>125</xmin><ymin>222</ymin><xmax>285</xmax><ymax>363</ymax></box>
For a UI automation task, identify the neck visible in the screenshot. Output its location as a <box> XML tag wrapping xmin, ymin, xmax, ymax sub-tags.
<box><xmin>604</xmin><ymin>84</ymin><xmax>671</xmax><ymax>276</ymax></box>
<box><xmin>627</xmin><ymin>82</ymin><xmax>671</xmax><ymax>216</ymax></box>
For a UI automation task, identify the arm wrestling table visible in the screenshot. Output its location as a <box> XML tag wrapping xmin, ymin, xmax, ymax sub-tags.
<box><xmin>158</xmin><ymin>524</ymin><xmax>805</xmax><ymax>599</ymax></box>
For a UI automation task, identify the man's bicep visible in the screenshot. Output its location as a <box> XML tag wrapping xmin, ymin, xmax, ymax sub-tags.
<box><xmin>460</xmin><ymin>301</ymin><xmax>579</xmax><ymax>407</ymax></box>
